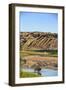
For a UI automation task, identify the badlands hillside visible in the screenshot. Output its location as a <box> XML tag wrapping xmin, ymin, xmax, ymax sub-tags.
<box><xmin>20</xmin><ymin>32</ymin><xmax>58</xmax><ymax>50</ymax></box>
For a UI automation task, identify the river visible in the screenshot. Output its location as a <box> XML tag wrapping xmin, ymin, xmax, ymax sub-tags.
<box><xmin>21</xmin><ymin>68</ymin><xmax>58</xmax><ymax>77</ymax></box>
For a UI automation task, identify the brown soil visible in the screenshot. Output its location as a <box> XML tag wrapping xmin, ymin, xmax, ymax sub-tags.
<box><xmin>22</xmin><ymin>56</ymin><xmax>58</xmax><ymax>70</ymax></box>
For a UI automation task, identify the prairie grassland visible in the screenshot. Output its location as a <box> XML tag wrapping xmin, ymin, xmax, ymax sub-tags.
<box><xmin>20</xmin><ymin>71</ymin><xmax>41</xmax><ymax>78</ymax></box>
<box><xmin>20</xmin><ymin>50</ymin><xmax>58</xmax><ymax>58</ymax></box>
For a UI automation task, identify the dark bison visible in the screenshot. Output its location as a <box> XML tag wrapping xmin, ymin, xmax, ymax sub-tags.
<box><xmin>34</xmin><ymin>64</ymin><xmax>41</xmax><ymax>75</ymax></box>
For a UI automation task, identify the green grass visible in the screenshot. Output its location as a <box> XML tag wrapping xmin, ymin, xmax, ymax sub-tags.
<box><xmin>20</xmin><ymin>49</ymin><xmax>58</xmax><ymax>58</ymax></box>
<box><xmin>20</xmin><ymin>71</ymin><xmax>41</xmax><ymax>78</ymax></box>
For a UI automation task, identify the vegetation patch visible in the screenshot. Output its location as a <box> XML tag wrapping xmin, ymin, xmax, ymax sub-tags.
<box><xmin>20</xmin><ymin>71</ymin><xmax>41</xmax><ymax>78</ymax></box>
<box><xmin>20</xmin><ymin>49</ymin><xmax>58</xmax><ymax>58</ymax></box>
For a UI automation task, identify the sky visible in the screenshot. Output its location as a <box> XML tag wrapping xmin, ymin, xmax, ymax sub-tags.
<box><xmin>19</xmin><ymin>12</ymin><xmax>58</xmax><ymax>33</ymax></box>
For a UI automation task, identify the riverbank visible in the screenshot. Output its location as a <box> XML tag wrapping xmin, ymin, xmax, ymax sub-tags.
<box><xmin>20</xmin><ymin>71</ymin><xmax>41</xmax><ymax>78</ymax></box>
<box><xmin>21</xmin><ymin>55</ymin><xmax>58</xmax><ymax>70</ymax></box>
<box><xmin>20</xmin><ymin>68</ymin><xmax>58</xmax><ymax>78</ymax></box>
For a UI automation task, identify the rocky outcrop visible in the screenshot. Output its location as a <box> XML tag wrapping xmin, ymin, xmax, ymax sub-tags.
<box><xmin>20</xmin><ymin>32</ymin><xmax>58</xmax><ymax>50</ymax></box>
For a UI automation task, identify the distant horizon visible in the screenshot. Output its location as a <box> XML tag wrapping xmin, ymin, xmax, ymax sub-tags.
<box><xmin>20</xmin><ymin>31</ymin><xmax>57</xmax><ymax>34</ymax></box>
<box><xmin>19</xmin><ymin>12</ymin><xmax>58</xmax><ymax>33</ymax></box>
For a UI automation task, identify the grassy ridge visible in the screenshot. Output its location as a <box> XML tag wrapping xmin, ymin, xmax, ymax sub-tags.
<box><xmin>20</xmin><ymin>49</ymin><xmax>58</xmax><ymax>57</ymax></box>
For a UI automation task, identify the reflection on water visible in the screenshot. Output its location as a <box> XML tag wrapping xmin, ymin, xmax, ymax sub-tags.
<box><xmin>22</xmin><ymin>68</ymin><xmax>58</xmax><ymax>77</ymax></box>
<box><xmin>41</xmin><ymin>69</ymin><xmax>58</xmax><ymax>76</ymax></box>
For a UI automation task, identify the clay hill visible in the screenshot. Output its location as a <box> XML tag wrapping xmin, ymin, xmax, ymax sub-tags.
<box><xmin>20</xmin><ymin>32</ymin><xmax>58</xmax><ymax>50</ymax></box>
